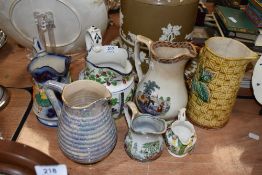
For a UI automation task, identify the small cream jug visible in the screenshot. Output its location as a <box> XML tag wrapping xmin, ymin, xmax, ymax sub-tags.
<box><xmin>134</xmin><ymin>35</ymin><xmax>197</xmax><ymax>120</ymax></box>
<box><xmin>124</xmin><ymin>101</ymin><xmax>167</xmax><ymax>162</ymax></box>
<box><xmin>164</xmin><ymin>108</ymin><xmax>197</xmax><ymax>157</ymax></box>
<box><xmin>44</xmin><ymin>80</ymin><xmax>117</xmax><ymax>164</ymax></box>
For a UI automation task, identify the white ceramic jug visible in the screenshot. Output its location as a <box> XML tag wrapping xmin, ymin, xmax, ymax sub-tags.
<box><xmin>79</xmin><ymin>26</ymin><xmax>135</xmax><ymax>119</ymax></box>
<box><xmin>134</xmin><ymin>35</ymin><xmax>197</xmax><ymax>120</ymax></box>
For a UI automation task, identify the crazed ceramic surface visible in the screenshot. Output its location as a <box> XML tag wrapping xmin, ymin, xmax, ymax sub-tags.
<box><xmin>134</xmin><ymin>35</ymin><xmax>197</xmax><ymax>120</ymax></box>
<box><xmin>44</xmin><ymin>80</ymin><xmax>117</xmax><ymax>164</ymax></box>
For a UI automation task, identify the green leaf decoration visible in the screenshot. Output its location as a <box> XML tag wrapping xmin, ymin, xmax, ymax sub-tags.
<box><xmin>35</xmin><ymin>94</ymin><xmax>51</xmax><ymax>107</ymax></box>
<box><xmin>89</xmin><ymin>75</ymin><xmax>95</xmax><ymax>80</ymax></box>
<box><xmin>125</xmin><ymin>89</ymin><xmax>134</xmax><ymax>103</ymax></box>
<box><xmin>141</xmin><ymin>141</ymin><xmax>160</xmax><ymax>158</ymax></box>
<box><xmin>111</xmin><ymin>98</ymin><xmax>119</xmax><ymax>106</ymax></box>
<box><xmin>195</xmin><ymin>81</ymin><xmax>210</xmax><ymax>103</ymax></box>
<box><xmin>191</xmin><ymin>67</ymin><xmax>214</xmax><ymax>103</ymax></box>
<box><xmin>192</xmin><ymin>78</ymin><xmax>199</xmax><ymax>93</ymax></box>
<box><xmin>177</xmin><ymin>139</ymin><xmax>187</xmax><ymax>155</ymax></box>
<box><xmin>112</xmin><ymin>81</ymin><xmax>117</xmax><ymax>86</ymax></box>
<box><xmin>167</xmin><ymin>130</ymin><xmax>173</xmax><ymax>138</ymax></box>
<box><xmin>199</xmin><ymin>68</ymin><xmax>214</xmax><ymax>83</ymax></box>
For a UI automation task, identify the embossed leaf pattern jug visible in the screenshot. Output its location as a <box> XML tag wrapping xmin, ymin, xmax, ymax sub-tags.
<box><xmin>134</xmin><ymin>35</ymin><xmax>197</xmax><ymax>120</ymax></box>
<box><xmin>187</xmin><ymin>37</ymin><xmax>259</xmax><ymax>129</ymax></box>
<box><xmin>124</xmin><ymin>102</ymin><xmax>167</xmax><ymax>162</ymax></box>
<box><xmin>44</xmin><ymin>80</ymin><xmax>117</xmax><ymax>164</ymax></box>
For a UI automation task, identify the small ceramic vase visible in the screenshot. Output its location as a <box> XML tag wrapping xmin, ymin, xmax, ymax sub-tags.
<box><xmin>28</xmin><ymin>38</ymin><xmax>71</xmax><ymax>127</ymax></box>
<box><xmin>164</xmin><ymin>108</ymin><xmax>197</xmax><ymax>157</ymax></box>
<box><xmin>79</xmin><ymin>26</ymin><xmax>135</xmax><ymax>119</ymax></box>
<box><xmin>44</xmin><ymin>80</ymin><xmax>117</xmax><ymax>164</ymax></box>
<box><xmin>124</xmin><ymin>102</ymin><xmax>167</xmax><ymax>162</ymax></box>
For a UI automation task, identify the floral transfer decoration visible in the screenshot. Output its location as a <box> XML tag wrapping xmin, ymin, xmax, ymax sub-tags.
<box><xmin>83</xmin><ymin>67</ymin><xmax>131</xmax><ymax>86</ymax></box>
<box><xmin>140</xmin><ymin>141</ymin><xmax>161</xmax><ymax>160</ymax></box>
<box><xmin>192</xmin><ymin>67</ymin><xmax>214</xmax><ymax>103</ymax></box>
<box><xmin>33</xmin><ymin>84</ymin><xmax>57</xmax><ymax>118</ymax></box>
<box><xmin>124</xmin><ymin>131</ymin><xmax>162</xmax><ymax>161</ymax></box>
<box><xmin>159</xmin><ymin>24</ymin><xmax>182</xmax><ymax>42</ymax></box>
<box><xmin>164</xmin><ymin>127</ymin><xmax>195</xmax><ymax>156</ymax></box>
<box><xmin>34</xmin><ymin>85</ymin><xmax>51</xmax><ymax>107</ymax></box>
<box><xmin>136</xmin><ymin>80</ymin><xmax>171</xmax><ymax>116</ymax></box>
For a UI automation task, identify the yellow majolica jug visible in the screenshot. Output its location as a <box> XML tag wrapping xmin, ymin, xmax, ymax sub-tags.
<box><xmin>187</xmin><ymin>37</ymin><xmax>258</xmax><ymax>129</ymax></box>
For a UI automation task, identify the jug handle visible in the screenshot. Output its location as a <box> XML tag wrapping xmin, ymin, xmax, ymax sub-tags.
<box><xmin>124</xmin><ymin>101</ymin><xmax>139</xmax><ymax>128</ymax></box>
<box><xmin>44</xmin><ymin>80</ymin><xmax>66</xmax><ymax>118</ymax></box>
<box><xmin>134</xmin><ymin>35</ymin><xmax>153</xmax><ymax>82</ymax></box>
<box><xmin>178</xmin><ymin>108</ymin><xmax>186</xmax><ymax>121</ymax></box>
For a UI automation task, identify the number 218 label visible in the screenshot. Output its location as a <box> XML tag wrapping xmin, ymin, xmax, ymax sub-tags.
<box><xmin>35</xmin><ymin>165</ymin><xmax>67</xmax><ymax>175</ymax></box>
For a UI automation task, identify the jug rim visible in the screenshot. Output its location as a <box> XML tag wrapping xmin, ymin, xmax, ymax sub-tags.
<box><xmin>28</xmin><ymin>53</ymin><xmax>71</xmax><ymax>74</ymax></box>
<box><xmin>171</xmin><ymin>120</ymin><xmax>195</xmax><ymax>145</ymax></box>
<box><xmin>204</xmin><ymin>37</ymin><xmax>258</xmax><ymax>61</ymax></box>
<box><xmin>130</xmin><ymin>115</ymin><xmax>167</xmax><ymax>135</ymax></box>
<box><xmin>61</xmin><ymin>80</ymin><xmax>112</xmax><ymax>110</ymax></box>
<box><xmin>87</xmin><ymin>60</ymin><xmax>133</xmax><ymax>76</ymax></box>
<box><xmin>150</xmin><ymin>41</ymin><xmax>197</xmax><ymax>64</ymax></box>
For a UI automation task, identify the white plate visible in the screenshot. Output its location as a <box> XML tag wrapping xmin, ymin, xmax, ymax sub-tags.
<box><xmin>0</xmin><ymin>0</ymin><xmax>108</xmax><ymax>54</ymax></box>
<box><xmin>252</xmin><ymin>56</ymin><xmax>262</xmax><ymax>104</ymax></box>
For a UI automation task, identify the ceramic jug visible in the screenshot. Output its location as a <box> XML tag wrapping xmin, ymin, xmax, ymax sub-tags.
<box><xmin>164</xmin><ymin>108</ymin><xmax>197</xmax><ymax>157</ymax></box>
<box><xmin>134</xmin><ymin>35</ymin><xmax>197</xmax><ymax>120</ymax></box>
<box><xmin>28</xmin><ymin>38</ymin><xmax>71</xmax><ymax>127</ymax></box>
<box><xmin>124</xmin><ymin>101</ymin><xmax>167</xmax><ymax>162</ymax></box>
<box><xmin>187</xmin><ymin>37</ymin><xmax>259</xmax><ymax>129</ymax></box>
<box><xmin>44</xmin><ymin>80</ymin><xmax>117</xmax><ymax>164</ymax></box>
<box><xmin>79</xmin><ymin>26</ymin><xmax>135</xmax><ymax>119</ymax></box>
